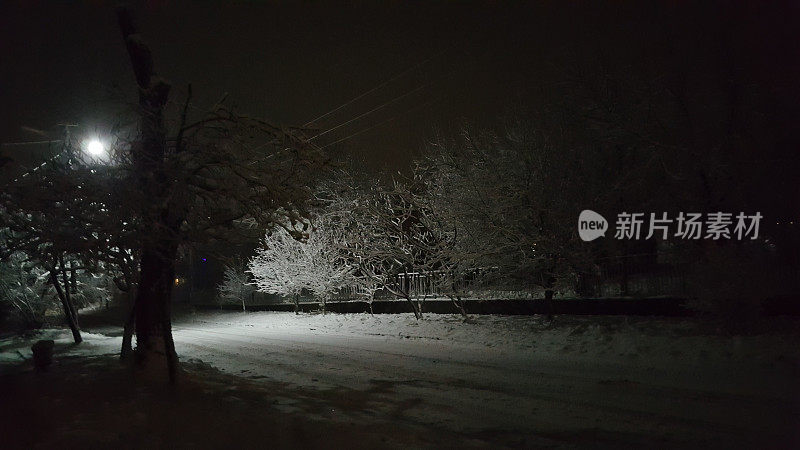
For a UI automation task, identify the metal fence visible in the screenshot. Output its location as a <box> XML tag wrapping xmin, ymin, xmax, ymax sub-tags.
<box><xmin>187</xmin><ymin>253</ymin><xmax>800</xmax><ymax>306</ymax></box>
<box><xmin>330</xmin><ymin>256</ymin><xmax>800</xmax><ymax>302</ymax></box>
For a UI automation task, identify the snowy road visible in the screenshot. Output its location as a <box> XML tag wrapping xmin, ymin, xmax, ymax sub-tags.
<box><xmin>167</xmin><ymin>312</ymin><xmax>800</xmax><ymax>448</ymax></box>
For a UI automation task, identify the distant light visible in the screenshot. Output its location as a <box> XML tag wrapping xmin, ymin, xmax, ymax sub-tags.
<box><xmin>86</xmin><ymin>139</ymin><xmax>105</xmax><ymax>156</ymax></box>
<box><xmin>201</xmin><ymin>258</ymin><xmax>207</xmax><ymax>262</ymax></box>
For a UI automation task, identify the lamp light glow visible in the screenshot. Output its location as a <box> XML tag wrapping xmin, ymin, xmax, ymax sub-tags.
<box><xmin>86</xmin><ymin>139</ymin><xmax>104</xmax><ymax>156</ymax></box>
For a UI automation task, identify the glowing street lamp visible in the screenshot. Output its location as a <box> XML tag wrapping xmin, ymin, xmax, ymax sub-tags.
<box><xmin>86</xmin><ymin>139</ymin><xmax>105</xmax><ymax>157</ymax></box>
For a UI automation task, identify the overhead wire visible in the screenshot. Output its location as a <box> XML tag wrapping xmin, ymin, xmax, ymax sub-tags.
<box><xmin>2</xmin><ymin>141</ymin><xmax>65</xmax><ymax>186</ymax></box>
<box><xmin>320</xmin><ymin>95</ymin><xmax>446</xmax><ymax>149</ymax></box>
<box><xmin>307</xmin><ymin>58</ymin><xmax>468</xmax><ymax>143</ymax></box>
<box><xmin>309</xmin><ymin>43</ymin><xmax>490</xmax><ymax>149</ymax></box>
<box><xmin>301</xmin><ymin>47</ymin><xmax>449</xmax><ymax>128</ymax></box>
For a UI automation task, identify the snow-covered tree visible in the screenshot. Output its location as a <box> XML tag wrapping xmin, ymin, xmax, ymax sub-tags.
<box><xmin>248</xmin><ymin>220</ymin><xmax>354</xmax><ymax>314</ymax></box>
<box><xmin>401</xmin><ymin>174</ymin><xmax>476</xmax><ymax>319</ymax></box>
<box><xmin>217</xmin><ymin>262</ymin><xmax>255</xmax><ymax>311</ymax></box>
<box><xmin>413</xmin><ymin>120</ymin><xmax>602</xmax><ymax>315</ymax></box>
<box><xmin>249</xmin><ymin>227</ymin><xmax>310</xmax><ymax>313</ymax></box>
<box><xmin>31</xmin><ymin>8</ymin><xmax>330</xmax><ymax>381</ymax></box>
<box><xmin>0</xmin><ymin>132</ymin><xmax>140</xmax><ymax>345</ymax></box>
<box><xmin>4</xmin><ymin>8</ymin><xmax>327</xmax><ymax>379</ymax></box>
<box><xmin>0</xmin><ymin>247</ymin><xmax>116</xmax><ymax>335</ymax></box>
<box><xmin>317</xmin><ymin>177</ymin><xmax>437</xmax><ymax>319</ymax></box>
<box><xmin>0</xmin><ymin>253</ymin><xmax>53</xmax><ymax>329</ymax></box>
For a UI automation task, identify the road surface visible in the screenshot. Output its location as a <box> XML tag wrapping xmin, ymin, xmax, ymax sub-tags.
<box><xmin>159</xmin><ymin>312</ymin><xmax>800</xmax><ymax>448</ymax></box>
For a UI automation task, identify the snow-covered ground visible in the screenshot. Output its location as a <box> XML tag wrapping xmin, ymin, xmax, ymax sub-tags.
<box><xmin>0</xmin><ymin>329</ymin><xmax>120</xmax><ymax>365</ymax></box>
<box><xmin>3</xmin><ymin>311</ymin><xmax>799</xmax><ymax>447</ymax></box>
<box><xmin>171</xmin><ymin>312</ymin><xmax>800</xmax><ymax>446</ymax></box>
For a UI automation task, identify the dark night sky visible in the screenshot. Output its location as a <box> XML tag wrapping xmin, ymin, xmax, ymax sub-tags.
<box><xmin>2</xmin><ymin>1</ymin><xmax>799</xmax><ymax>172</ymax></box>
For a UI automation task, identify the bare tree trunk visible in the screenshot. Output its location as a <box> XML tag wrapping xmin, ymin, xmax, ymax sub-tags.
<box><xmin>386</xmin><ymin>278</ymin><xmax>421</xmax><ymax>319</ymax></box>
<box><xmin>293</xmin><ymin>294</ymin><xmax>300</xmax><ymax>315</ymax></box>
<box><xmin>448</xmin><ymin>294</ymin><xmax>468</xmax><ymax>319</ymax></box>
<box><xmin>69</xmin><ymin>263</ymin><xmax>77</xmax><ymax>294</ymax></box>
<box><xmin>134</xmin><ymin>242</ymin><xmax>179</xmax><ymax>383</ymax></box>
<box><xmin>544</xmin><ymin>289</ymin><xmax>555</xmax><ymax>320</ymax></box>
<box><xmin>543</xmin><ymin>274</ymin><xmax>556</xmax><ymax>321</ymax></box>
<box><xmin>120</xmin><ymin>290</ymin><xmax>136</xmax><ymax>360</ymax></box>
<box><xmin>60</xmin><ymin>258</ymin><xmax>80</xmax><ymax>328</ymax></box>
<box><xmin>119</xmin><ymin>7</ymin><xmax>180</xmax><ymax>383</ymax></box>
<box><xmin>403</xmin><ymin>293</ymin><xmax>422</xmax><ymax>320</ymax></box>
<box><xmin>448</xmin><ymin>278</ymin><xmax>469</xmax><ymax>320</ymax></box>
<box><xmin>50</xmin><ymin>269</ymin><xmax>81</xmax><ymax>344</ymax></box>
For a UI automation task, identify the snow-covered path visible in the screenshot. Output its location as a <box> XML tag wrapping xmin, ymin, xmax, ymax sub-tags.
<box><xmin>167</xmin><ymin>312</ymin><xmax>800</xmax><ymax>448</ymax></box>
<box><xmin>4</xmin><ymin>311</ymin><xmax>796</xmax><ymax>447</ymax></box>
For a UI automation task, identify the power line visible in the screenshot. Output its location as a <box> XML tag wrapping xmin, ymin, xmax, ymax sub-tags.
<box><xmin>311</xmin><ymin>45</ymin><xmax>496</xmax><ymax>149</ymax></box>
<box><xmin>308</xmin><ymin>60</ymin><xmax>466</xmax><ymax>143</ymax></box>
<box><xmin>7</xmin><ymin>152</ymin><xmax>64</xmax><ymax>185</ymax></box>
<box><xmin>320</xmin><ymin>95</ymin><xmax>445</xmax><ymax>149</ymax></box>
<box><xmin>1</xmin><ymin>141</ymin><xmax>63</xmax><ymax>186</ymax></box>
<box><xmin>302</xmin><ymin>48</ymin><xmax>448</xmax><ymax>128</ymax></box>
<box><xmin>3</xmin><ymin>127</ymin><xmax>71</xmax><ymax>186</ymax></box>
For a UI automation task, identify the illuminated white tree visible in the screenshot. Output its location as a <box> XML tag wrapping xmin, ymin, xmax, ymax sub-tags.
<box><xmin>217</xmin><ymin>262</ymin><xmax>255</xmax><ymax>311</ymax></box>
<box><xmin>318</xmin><ymin>179</ymin><xmax>435</xmax><ymax>319</ymax></box>
<box><xmin>248</xmin><ymin>220</ymin><xmax>355</xmax><ymax>314</ymax></box>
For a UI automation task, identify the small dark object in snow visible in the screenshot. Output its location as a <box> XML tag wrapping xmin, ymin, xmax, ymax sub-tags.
<box><xmin>31</xmin><ymin>340</ymin><xmax>55</xmax><ymax>371</ymax></box>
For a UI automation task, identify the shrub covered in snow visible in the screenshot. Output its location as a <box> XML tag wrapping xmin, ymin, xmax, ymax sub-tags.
<box><xmin>217</xmin><ymin>263</ymin><xmax>255</xmax><ymax>311</ymax></box>
<box><xmin>0</xmin><ymin>252</ymin><xmax>116</xmax><ymax>330</ymax></box>
<box><xmin>0</xmin><ymin>253</ymin><xmax>53</xmax><ymax>329</ymax></box>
